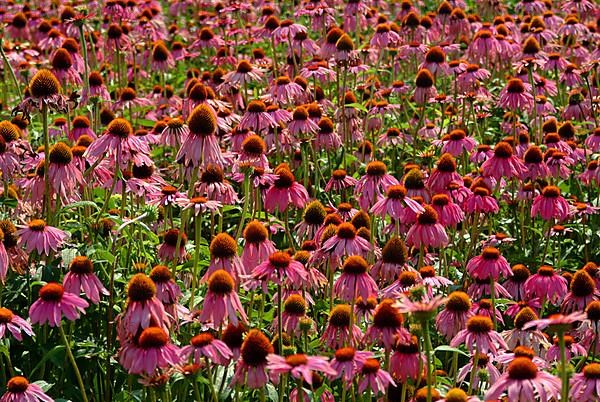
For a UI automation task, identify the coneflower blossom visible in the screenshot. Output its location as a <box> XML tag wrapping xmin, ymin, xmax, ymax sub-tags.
<box><xmin>406</xmin><ymin>205</ymin><xmax>449</xmax><ymax>248</ymax></box>
<box><xmin>354</xmin><ymin>161</ymin><xmax>399</xmax><ymax>210</ymax></box>
<box><xmin>0</xmin><ymin>376</ymin><xmax>53</xmax><ymax>402</ymax></box>
<box><xmin>199</xmin><ymin>270</ymin><xmax>247</xmax><ymax>328</ymax></box>
<box><xmin>267</xmin><ymin>353</ymin><xmax>336</xmax><ymax>385</ymax></box>
<box><xmin>450</xmin><ymin>315</ymin><xmax>508</xmax><ymax>355</ymax></box>
<box><xmin>17</xmin><ymin>220</ymin><xmax>67</xmax><ymax>256</ymax></box>
<box><xmin>357</xmin><ymin>358</ymin><xmax>395</xmax><ymax>395</ymax></box>
<box><xmin>482</xmin><ymin>142</ymin><xmax>526</xmax><ymax>179</ymax></box>
<box><xmin>436</xmin><ymin>291</ymin><xmax>474</xmax><ymax>341</ymax></box>
<box><xmin>334</xmin><ymin>256</ymin><xmax>378</xmax><ymax>302</ymax></box>
<box><xmin>63</xmin><ymin>256</ymin><xmax>108</xmax><ymax>304</ymax></box>
<box><xmin>231</xmin><ymin>329</ymin><xmax>274</xmax><ymax>389</ymax></box>
<box><xmin>364</xmin><ymin>299</ymin><xmax>411</xmax><ymax>350</ymax></box>
<box><xmin>329</xmin><ymin>347</ymin><xmax>371</xmax><ymax>383</ymax></box>
<box><xmin>264</xmin><ymin>166</ymin><xmax>309</xmax><ymax>213</ymax></box>
<box><xmin>118</xmin><ymin>274</ymin><xmax>169</xmax><ymax>338</ymax></box>
<box><xmin>484</xmin><ymin>357</ymin><xmax>561</xmax><ymax>402</ymax></box>
<box><xmin>466</xmin><ymin>247</ymin><xmax>512</xmax><ymax>280</ymax></box>
<box><xmin>531</xmin><ymin>185</ymin><xmax>570</xmax><ymax>222</ymax></box>
<box><xmin>321</xmin><ymin>304</ymin><xmax>363</xmax><ymax>349</ymax></box>
<box><xmin>180</xmin><ymin>332</ymin><xmax>233</xmax><ymax>366</ymax></box>
<box><xmin>524</xmin><ymin>266</ymin><xmax>568</xmax><ymax>305</ymax></box>
<box><xmin>252</xmin><ymin>251</ymin><xmax>308</xmax><ymax>289</ymax></box>
<box><xmin>29</xmin><ymin>283</ymin><xmax>88</xmax><ymax>327</ymax></box>
<box><xmin>176</xmin><ymin>103</ymin><xmax>225</xmax><ymax>168</ymax></box>
<box><xmin>118</xmin><ymin>327</ymin><xmax>180</xmax><ymax>375</ymax></box>
<box><xmin>0</xmin><ymin>307</ymin><xmax>33</xmax><ymax>341</ymax></box>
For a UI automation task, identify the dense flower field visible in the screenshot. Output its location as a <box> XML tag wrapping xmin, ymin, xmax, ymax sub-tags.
<box><xmin>0</xmin><ymin>0</ymin><xmax>598</xmax><ymax>401</ymax></box>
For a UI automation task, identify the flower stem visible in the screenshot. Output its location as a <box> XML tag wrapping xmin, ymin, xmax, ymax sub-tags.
<box><xmin>205</xmin><ymin>358</ymin><xmax>219</xmax><ymax>402</ymax></box>
<box><xmin>190</xmin><ymin>214</ymin><xmax>203</xmax><ymax>308</ymax></box>
<box><xmin>559</xmin><ymin>330</ymin><xmax>569</xmax><ymax>402</ymax></box>
<box><xmin>422</xmin><ymin>320</ymin><xmax>434</xmax><ymax>402</ymax></box>
<box><xmin>42</xmin><ymin>104</ymin><xmax>51</xmax><ymax>220</ymax></box>
<box><xmin>59</xmin><ymin>324</ymin><xmax>89</xmax><ymax>402</ymax></box>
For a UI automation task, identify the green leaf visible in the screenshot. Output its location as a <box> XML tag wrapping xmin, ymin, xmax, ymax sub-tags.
<box><xmin>434</xmin><ymin>345</ymin><xmax>469</xmax><ymax>357</ymax></box>
<box><xmin>345</xmin><ymin>102</ymin><xmax>368</xmax><ymax>113</ymax></box>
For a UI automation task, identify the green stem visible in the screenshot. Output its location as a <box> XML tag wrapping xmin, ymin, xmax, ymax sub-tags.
<box><xmin>422</xmin><ymin>320</ymin><xmax>434</xmax><ymax>402</ymax></box>
<box><xmin>190</xmin><ymin>214</ymin><xmax>202</xmax><ymax>308</ymax></box>
<box><xmin>0</xmin><ymin>37</ymin><xmax>22</xmax><ymax>101</ymax></box>
<box><xmin>59</xmin><ymin>324</ymin><xmax>89</xmax><ymax>402</ymax></box>
<box><xmin>42</xmin><ymin>105</ymin><xmax>51</xmax><ymax>220</ymax></box>
<box><xmin>559</xmin><ymin>330</ymin><xmax>569</xmax><ymax>402</ymax></box>
<box><xmin>205</xmin><ymin>358</ymin><xmax>219</xmax><ymax>402</ymax></box>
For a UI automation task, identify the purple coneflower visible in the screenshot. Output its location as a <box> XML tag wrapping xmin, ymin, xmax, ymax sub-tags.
<box><xmin>0</xmin><ymin>376</ymin><xmax>53</xmax><ymax>402</ymax></box>
<box><xmin>63</xmin><ymin>256</ymin><xmax>108</xmax><ymax>304</ymax></box>
<box><xmin>200</xmin><ymin>270</ymin><xmax>247</xmax><ymax>328</ymax></box>
<box><xmin>180</xmin><ymin>332</ymin><xmax>233</xmax><ymax>366</ymax></box>
<box><xmin>29</xmin><ymin>283</ymin><xmax>88</xmax><ymax>327</ymax></box>
<box><xmin>17</xmin><ymin>219</ymin><xmax>67</xmax><ymax>257</ymax></box>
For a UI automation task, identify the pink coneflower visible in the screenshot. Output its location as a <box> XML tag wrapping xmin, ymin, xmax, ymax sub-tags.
<box><xmin>370</xmin><ymin>237</ymin><xmax>408</xmax><ymax>285</ymax></box>
<box><xmin>241</xmin><ymin>220</ymin><xmax>277</xmax><ymax>273</ymax></box>
<box><xmin>354</xmin><ymin>161</ymin><xmax>399</xmax><ymax>210</ymax></box>
<box><xmin>322</xmin><ymin>223</ymin><xmax>372</xmax><ymax>259</ymax></box>
<box><xmin>159</xmin><ymin>117</ymin><xmax>188</xmax><ymax>148</ymax></box>
<box><xmin>149</xmin><ymin>265</ymin><xmax>182</xmax><ymax>306</ymax></box>
<box><xmin>334</xmin><ymin>255</ymin><xmax>378</xmax><ymax>302</ymax></box>
<box><xmin>546</xmin><ymin>334</ymin><xmax>586</xmax><ymax>362</ymax></box>
<box><xmin>482</xmin><ymin>142</ymin><xmax>526</xmax><ymax>179</ymax></box>
<box><xmin>522</xmin><ymin>146</ymin><xmax>550</xmax><ymax>180</ymax></box>
<box><xmin>196</xmin><ymin>165</ymin><xmax>239</xmax><ymax>205</ymax></box>
<box><xmin>157</xmin><ymin>229</ymin><xmax>187</xmax><ymax>263</ymax></box>
<box><xmin>48</xmin><ymin>142</ymin><xmax>85</xmax><ymax>202</ymax></box>
<box><xmin>390</xmin><ymin>335</ymin><xmax>425</xmax><ymax>381</ymax></box>
<box><xmin>63</xmin><ymin>256</ymin><xmax>108</xmax><ymax>305</ymax></box>
<box><xmin>465</xmin><ymin>186</ymin><xmax>499</xmax><ymax>214</ymax></box>
<box><xmin>81</xmin><ymin>71</ymin><xmax>111</xmax><ymax>104</ymax></box>
<box><xmin>585</xmin><ymin>128</ymin><xmax>600</xmax><ymax>153</ymax></box>
<box><xmin>466</xmin><ymin>247</ymin><xmax>512</xmax><ymax>280</ymax></box>
<box><xmin>497</xmin><ymin>78</ymin><xmax>534</xmax><ymax>112</ymax></box>
<box><xmin>406</xmin><ymin>205</ymin><xmax>449</xmax><ymax>248</ymax></box>
<box><xmin>321</xmin><ymin>304</ymin><xmax>363</xmax><ymax>349</ymax></box>
<box><xmin>370</xmin><ymin>184</ymin><xmax>425</xmax><ymax>220</ymax></box>
<box><xmin>84</xmin><ymin>118</ymin><xmax>151</xmax><ymax>169</ymax></box>
<box><xmin>276</xmin><ymin>294</ymin><xmax>309</xmax><ymax>337</ymax></box>
<box><xmin>325</xmin><ymin>169</ymin><xmax>358</xmax><ymax>193</ymax></box>
<box><xmin>288</xmin><ymin>106</ymin><xmax>319</xmax><ymax>138</ymax></box>
<box><xmin>364</xmin><ymin>299</ymin><xmax>411</xmax><ymax>350</ymax></box>
<box><xmin>419</xmin><ymin>265</ymin><xmax>453</xmax><ymax>294</ymax></box>
<box><xmin>199</xmin><ymin>270</ymin><xmax>247</xmax><ymax>328</ymax></box>
<box><xmin>562</xmin><ymin>270</ymin><xmax>600</xmax><ymax>313</ymax></box>
<box><xmin>484</xmin><ymin>357</ymin><xmax>560</xmax><ymax>401</ymax></box>
<box><xmin>504</xmin><ymin>264</ymin><xmax>531</xmax><ymax>300</ymax></box>
<box><xmin>119</xmin><ymin>327</ymin><xmax>180</xmax><ymax>375</ymax></box>
<box><xmin>268</xmin><ymin>76</ymin><xmax>304</xmax><ymax>106</ymax></box>
<box><xmin>436</xmin><ymin>291</ymin><xmax>473</xmax><ymax>341</ymax></box>
<box><xmin>431</xmin><ymin>194</ymin><xmax>464</xmax><ymax>227</ymax></box>
<box><xmin>414</xmin><ymin>69</ymin><xmax>437</xmax><ymax>104</ymax></box>
<box><xmin>150</xmin><ymin>41</ymin><xmax>175</xmax><ymax>72</ymax></box>
<box><xmin>524</xmin><ymin>266</ymin><xmax>568</xmax><ymax>306</ymax></box>
<box><xmin>264</xmin><ymin>165</ymin><xmax>309</xmax><ymax>213</ymax></box>
<box><xmin>442</xmin><ymin>129</ymin><xmax>477</xmax><ymax>157</ymax></box>
<box><xmin>570</xmin><ymin>363</ymin><xmax>600</xmax><ymax>401</ymax></box>
<box><xmin>232</xmin><ymin>329</ymin><xmax>274</xmax><ymax>388</ymax></box>
<box><xmin>314</xmin><ymin>117</ymin><xmax>342</xmax><ymax>151</ymax></box>
<box><xmin>222</xmin><ymin>60</ymin><xmax>264</xmax><ymax>88</ymax></box>
<box><xmin>239</xmin><ymin>100</ymin><xmax>277</xmax><ymax>133</ymax></box>
<box><xmin>468</xmin><ymin>29</ymin><xmax>498</xmax><ymax>64</ymax></box>
<box><xmin>118</xmin><ymin>274</ymin><xmax>169</xmax><ymax>339</ymax></box>
<box><xmin>177</xmin><ymin>104</ymin><xmax>225</xmax><ymax>168</ymax></box>
<box><xmin>0</xmin><ymin>307</ymin><xmax>33</xmax><ymax>341</ymax></box>
<box><xmin>29</xmin><ymin>283</ymin><xmax>88</xmax><ymax>327</ymax></box>
<box><xmin>180</xmin><ymin>332</ymin><xmax>233</xmax><ymax>366</ymax></box>
<box><xmin>200</xmin><ymin>233</ymin><xmax>244</xmax><ymax>284</ymax></box>
<box><xmin>0</xmin><ymin>376</ymin><xmax>53</xmax><ymax>402</ymax></box>
<box><xmin>267</xmin><ymin>353</ymin><xmax>336</xmax><ymax>385</ymax></box>
<box><xmin>17</xmin><ymin>219</ymin><xmax>67</xmax><ymax>257</ymax></box>
<box><xmin>428</xmin><ymin>153</ymin><xmax>463</xmax><ymax>194</ymax></box>
<box><xmin>252</xmin><ymin>251</ymin><xmax>308</xmax><ymax>289</ymax></box>
<box><xmin>370</xmin><ymin>23</ymin><xmax>400</xmax><ymax>49</ymax></box>
<box><xmin>50</xmin><ymin>48</ymin><xmax>81</xmax><ymax>85</ymax></box>
<box><xmin>358</xmin><ymin>358</ymin><xmax>395</xmax><ymax>395</ymax></box>
<box><xmin>450</xmin><ymin>315</ymin><xmax>508</xmax><ymax>355</ymax></box>
<box><xmin>329</xmin><ymin>347</ymin><xmax>371</xmax><ymax>383</ymax></box>
<box><xmin>531</xmin><ymin>185</ymin><xmax>570</xmax><ymax>222</ymax></box>
<box><xmin>440</xmin><ymin>388</ymin><xmax>480</xmax><ymax>402</ymax></box>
